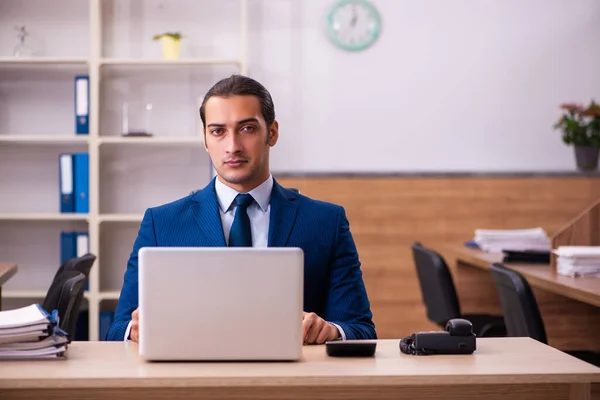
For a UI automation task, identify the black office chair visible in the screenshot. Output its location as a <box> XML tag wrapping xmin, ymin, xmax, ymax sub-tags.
<box><xmin>52</xmin><ymin>253</ymin><xmax>96</xmax><ymax>287</ymax></box>
<box><xmin>411</xmin><ymin>242</ymin><xmax>506</xmax><ymax>337</ymax></box>
<box><xmin>490</xmin><ymin>262</ymin><xmax>600</xmax><ymax>367</ymax></box>
<box><xmin>42</xmin><ymin>269</ymin><xmax>87</xmax><ymax>338</ymax></box>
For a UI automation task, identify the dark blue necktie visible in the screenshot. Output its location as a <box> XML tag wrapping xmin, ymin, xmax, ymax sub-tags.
<box><xmin>228</xmin><ymin>193</ymin><xmax>254</xmax><ymax>247</ymax></box>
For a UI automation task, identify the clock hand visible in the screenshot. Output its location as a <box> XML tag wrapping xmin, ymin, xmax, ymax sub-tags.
<box><xmin>350</xmin><ymin>5</ymin><xmax>358</xmax><ymax>27</ymax></box>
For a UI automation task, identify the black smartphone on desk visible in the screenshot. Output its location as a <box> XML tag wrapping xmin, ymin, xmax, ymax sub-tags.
<box><xmin>326</xmin><ymin>340</ymin><xmax>377</xmax><ymax>357</ymax></box>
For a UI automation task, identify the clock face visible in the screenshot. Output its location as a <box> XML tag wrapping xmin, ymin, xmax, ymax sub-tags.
<box><xmin>327</xmin><ymin>0</ymin><xmax>381</xmax><ymax>51</ymax></box>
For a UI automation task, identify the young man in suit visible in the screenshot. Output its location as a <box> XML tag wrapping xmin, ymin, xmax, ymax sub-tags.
<box><xmin>106</xmin><ymin>75</ymin><xmax>376</xmax><ymax>343</ymax></box>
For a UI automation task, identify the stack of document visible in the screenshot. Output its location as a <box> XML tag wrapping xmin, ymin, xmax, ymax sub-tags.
<box><xmin>0</xmin><ymin>304</ymin><xmax>69</xmax><ymax>359</ymax></box>
<box><xmin>554</xmin><ymin>246</ymin><xmax>600</xmax><ymax>278</ymax></box>
<box><xmin>473</xmin><ymin>227</ymin><xmax>550</xmax><ymax>253</ymax></box>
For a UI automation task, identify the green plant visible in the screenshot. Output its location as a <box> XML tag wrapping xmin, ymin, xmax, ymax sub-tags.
<box><xmin>554</xmin><ymin>100</ymin><xmax>600</xmax><ymax>148</ymax></box>
<box><xmin>153</xmin><ymin>32</ymin><xmax>182</xmax><ymax>41</ymax></box>
<box><xmin>584</xmin><ymin>101</ymin><xmax>600</xmax><ymax>145</ymax></box>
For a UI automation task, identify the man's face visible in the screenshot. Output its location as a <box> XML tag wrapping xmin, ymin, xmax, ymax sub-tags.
<box><xmin>204</xmin><ymin>95</ymin><xmax>278</xmax><ymax>191</ymax></box>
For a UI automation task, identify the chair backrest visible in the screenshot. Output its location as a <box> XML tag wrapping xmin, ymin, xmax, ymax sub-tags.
<box><xmin>52</xmin><ymin>253</ymin><xmax>96</xmax><ymax>288</ymax></box>
<box><xmin>411</xmin><ymin>242</ymin><xmax>461</xmax><ymax>325</ymax></box>
<box><xmin>43</xmin><ymin>270</ymin><xmax>87</xmax><ymax>337</ymax></box>
<box><xmin>489</xmin><ymin>263</ymin><xmax>547</xmax><ymax>343</ymax></box>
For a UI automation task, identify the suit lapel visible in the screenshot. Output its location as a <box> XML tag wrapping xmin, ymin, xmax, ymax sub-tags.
<box><xmin>268</xmin><ymin>180</ymin><xmax>299</xmax><ymax>247</ymax></box>
<box><xmin>190</xmin><ymin>179</ymin><xmax>227</xmax><ymax>247</ymax></box>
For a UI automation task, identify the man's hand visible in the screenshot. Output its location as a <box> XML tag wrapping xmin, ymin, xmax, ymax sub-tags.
<box><xmin>130</xmin><ymin>308</ymin><xmax>139</xmax><ymax>342</ymax></box>
<box><xmin>302</xmin><ymin>312</ymin><xmax>339</xmax><ymax>344</ymax></box>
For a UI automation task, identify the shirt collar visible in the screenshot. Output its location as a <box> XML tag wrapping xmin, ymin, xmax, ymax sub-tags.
<box><xmin>215</xmin><ymin>174</ymin><xmax>273</xmax><ymax>213</ymax></box>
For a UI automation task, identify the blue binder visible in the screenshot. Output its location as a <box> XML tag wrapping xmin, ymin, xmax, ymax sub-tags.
<box><xmin>74</xmin><ymin>153</ymin><xmax>89</xmax><ymax>213</ymax></box>
<box><xmin>75</xmin><ymin>75</ymin><xmax>89</xmax><ymax>134</ymax></box>
<box><xmin>60</xmin><ymin>231</ymin><xmax>90</xmax><ymax>289</ymax></box>
<box><xmin>75</xmin><ymin>231</ymin><xmax>90</xmax><ymax>290</ymax></box>
<box><xmin>75</xmin><ymin>232</ymin><xmax>89</xmax><ymax>257</ymax></box>
<box><xmin>74</xmin><ymin>310</ymin><xmax>89</xmax><ymax>341</ymax></box>
<box><xmin>99</xmin><ymin>312</ymin><xmax>115</xmax><ymax>341</ymax></box>
<box><xmin>59</xmin><ymin>154</ymin><xmax>74</xmax><ymax>213</ymax></box>
<box><xmin>60</xmin><ymin>232</ymin><xmax>76</xmax><ymax>265</ymax></box>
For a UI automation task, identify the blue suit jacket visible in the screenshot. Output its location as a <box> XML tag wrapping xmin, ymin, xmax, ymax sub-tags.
<box><xmin>106</xmin><ymin>178</ymin><xmax>376</xmax><ymax>341</ymax></box>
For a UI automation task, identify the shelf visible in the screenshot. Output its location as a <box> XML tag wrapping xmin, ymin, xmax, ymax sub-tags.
<box><xmin>99</xmin><ymin>136</ymin><xmax>203</xmax><ymax>145</ymax></box>
<box><xmin>0</xmin><ymin>57</ymin><xmax>88</xmax><ymax>65</ymax></box>
<box><xmin>0</xmin><ymin>58</ymin><xmax>89</xmax><ymax>74</ymax></box>
<box><xmin>0</xmin><ymin>135</ymin><xmax>89</xmax><ymax>145</ymax></box>
<box><xmin>99</xmin><ymin>291</ymin><xmax>120</xmax><ymax>301</ymax></box>
<box><xmin>2</xmin><ymin>290</ymin><xmax>92</xmax><ymax>299</ymax></box>
<box><xmin>0</xmin><ymin>213</ymin><xmax>89</xmax><ymax>222</ymax></box>
<box><xmin>100</xmin><ymin>58</ymin><xmax>241</xmax><ymax>67</ymax></box>
<box><xmin>2</xmin><ymin>290</ymin><xmax>47</xmax><ymax>299</ymax></box>
<box><xmin>99</xmin><ymin>214</ymin><xmax>143</xmax><ymax>223</ymax></box>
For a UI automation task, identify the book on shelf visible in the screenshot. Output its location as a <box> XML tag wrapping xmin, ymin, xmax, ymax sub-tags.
<box><xmin>99</xmin><ymin>311</ymin><xmax>115</xmax><ymax>341</ymax></box>
<box><xmin>59</xmin><ymin>152</ymin><xmax>89</xmax><ymax>213</ymax></box>
<box><xmin>61</xmin><ymin>231</ymin><xmax>90</xmax><ymax>289</ymax></box>
<box><xmin>75</xmin><ymin>75</ymin><xmax>89</xmax><ymax>135</ymax></box>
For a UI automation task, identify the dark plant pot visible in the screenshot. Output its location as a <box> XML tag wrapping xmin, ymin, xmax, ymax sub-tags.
<box><xmin>574</xmin><ymin>145</ymin><xmax>599</xmax><ymax>171</ymax></box>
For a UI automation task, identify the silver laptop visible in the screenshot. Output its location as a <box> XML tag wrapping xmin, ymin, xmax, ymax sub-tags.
<box><xmin>137</xmin><ymin>247</ymin><xmax>304</xmax><ymax>361</ymax></box>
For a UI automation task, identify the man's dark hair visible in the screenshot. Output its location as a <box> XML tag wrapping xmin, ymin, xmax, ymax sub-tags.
<box><xmin>199</xmin><ymin>74</ymin><xmax>276</xmax><ymax>129</ymax></box>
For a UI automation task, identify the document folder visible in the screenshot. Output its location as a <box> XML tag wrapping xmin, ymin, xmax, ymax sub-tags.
<box><xmin>74</xmin><ymin>153</ymin><xmax>89</xmax><ymax>213</ymax></box>
<box><xmin>75</xmin><ymin>75</ymin><xmax>89</xmax><ymax>134</ymax></box>
<box><xmin>59</xmin><ymin>154</ymin><xmax>74</xmax><ymax>213</ymax></box>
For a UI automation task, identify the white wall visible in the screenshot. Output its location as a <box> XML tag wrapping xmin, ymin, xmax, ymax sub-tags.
<box><xmin>247</xmin><ymin>0</ymin><xmax>600</xmax><ymax>173</ymax></box>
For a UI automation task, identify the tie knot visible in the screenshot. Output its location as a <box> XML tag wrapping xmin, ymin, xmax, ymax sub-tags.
<box><xmin>234</xmin><ymin>193</ymin><xmax>254</xmax><ymax>209</ymax></box>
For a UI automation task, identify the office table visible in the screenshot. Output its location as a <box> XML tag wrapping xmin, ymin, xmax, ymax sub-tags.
<box><xmin>448</xmin><ymin>246</ymin><xmax>600</xmax><ymax>306</ymax></box>
<box><xmin>0</xmin><ymin>339</ymin><xmax>599</xmax><ymax>400</ymax></box>
<box><xmin>0</xmin><ymin>262</ymin><xmax>18</xmax><ymax>309</ymax></box>
<box><xmin>444</xmin><ymin>245</ymin><xmax>600</xmax><ymax>351</ymax></box>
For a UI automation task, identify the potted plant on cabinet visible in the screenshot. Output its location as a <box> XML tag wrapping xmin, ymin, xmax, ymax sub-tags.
<box><xmin>153</xmin><ymin>32</ymin><xmax>182</xmax><ymax>60</ymax></box>
<box><xmin>554</xmin><ymin>101</ymin><xmax>600</xmax><ymax>171</ymax></box>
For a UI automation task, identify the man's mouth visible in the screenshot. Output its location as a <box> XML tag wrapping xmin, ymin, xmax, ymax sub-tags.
<box><xmin>225</xmin><ymin>159</ymin><xmax>247</xmax><ymax>167</ymax></box>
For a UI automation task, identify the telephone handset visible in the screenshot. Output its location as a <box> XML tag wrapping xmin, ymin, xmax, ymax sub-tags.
<box><xmin>399</xmin><ymin>318</ymin><xmax>476</xmax><ymax>355</ymax></box>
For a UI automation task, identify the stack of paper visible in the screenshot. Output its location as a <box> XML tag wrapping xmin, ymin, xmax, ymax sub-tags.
<box><xmin>473</xmin><ymin>227</ymin><xmax>550</xmax><ymax>253</ymax></box>
<box><xmin>554</xmin><ymin>246</ymin><xmax>600</xmax><ymax>278</ymax></box>
<box><xmin>0</xmin><ymin>304</ymin><xmax>69</xmax><ymax>359</ymax></box>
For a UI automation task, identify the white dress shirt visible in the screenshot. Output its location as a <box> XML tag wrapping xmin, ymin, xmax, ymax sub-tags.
<box><xmin>215</xmin><ymin>173</ymin><xmax>272</xmax><ymax>247</ymax></box>
<box><xmin>124</xmin><ymin>174</ymin><xmax>345</xmax><ymax>341</ymax></box>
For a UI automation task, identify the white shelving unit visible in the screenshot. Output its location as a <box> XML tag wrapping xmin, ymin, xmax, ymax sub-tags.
<box><xmin>0</xmin><ymin>0</ymin><xmax>248</xmax><ymax>340</ymax></box>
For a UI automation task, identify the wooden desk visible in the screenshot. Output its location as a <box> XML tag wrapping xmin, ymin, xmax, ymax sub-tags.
<box><xmin>0</xmin><ymin>262</ymin><xmax>17</xmax><ymax>310</ymax></box>
<box><xmin>449</xmin><ymin>246</ymin><xmax>600</xmax><ymax>307</ymax></box>
<box><xmin>443</xmin><ymin>245</ymin><xmax>600</xmax><ymax>351</ymax></box>
<box><xmin>0</xmin><ymin>339</ymin><xmax>599</xmax><ymax>400</ymax></box>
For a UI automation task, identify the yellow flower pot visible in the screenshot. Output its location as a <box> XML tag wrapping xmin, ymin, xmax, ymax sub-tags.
<box><xmin>160</xmin><ymin>37</ymin><xmax>181</xmax><ymax>60</ymax></box>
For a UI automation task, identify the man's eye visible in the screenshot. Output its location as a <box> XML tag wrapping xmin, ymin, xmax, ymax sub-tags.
<box><xmin>211</xmin><ymin>129</ymin><xmax>224</xmax><ymax>135</ymax></box>
<box><xmin>241</xmin><ymin>125</ymin><xmax>255</xmax><ymax>132</ymax></box>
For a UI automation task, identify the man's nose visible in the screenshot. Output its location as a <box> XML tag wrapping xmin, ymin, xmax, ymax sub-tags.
<box><xmin>225</xmin><ymin>132</ymin><xmax>242</xmax><ymax>153</ymax></box>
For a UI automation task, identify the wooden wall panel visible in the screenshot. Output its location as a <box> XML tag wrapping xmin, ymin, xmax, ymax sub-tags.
<box><xmin>276</xmin><ymin>176</ymin><xmax>600</xmax><ymax>339</ymax></box>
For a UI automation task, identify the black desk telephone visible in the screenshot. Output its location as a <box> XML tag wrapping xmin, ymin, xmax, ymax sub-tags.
<box><xmin>399</xmin><ymin>318</ymin><xmax>476</xmax><ymax>355</ymax></box>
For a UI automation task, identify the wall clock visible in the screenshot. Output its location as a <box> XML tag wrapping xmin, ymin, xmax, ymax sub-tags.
<box><xmin>327</xmin><ymin>0</ymin><xmax>381</xmax><ymax>52</ymax></box>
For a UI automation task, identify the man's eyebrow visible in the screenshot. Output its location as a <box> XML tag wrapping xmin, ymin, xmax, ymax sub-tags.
<box><xmin>206</xmin><ymin>118</ymin><xmax>259</xmax><ymax>128</ymax></box>
<box><xmin>236</xmin><ymin>118</ymin><xmax>259</xmax><ymax>125</ymax></box>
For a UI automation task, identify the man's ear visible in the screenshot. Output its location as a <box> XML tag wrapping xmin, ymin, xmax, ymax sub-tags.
<box><xmin>268</xmin><ymin>120</ymin><xmax>279</xmax><ymax>147</ymax></box>
<box><xmin>203</xmin><ymin>129</ymin><xmax>208</xmax><ymax>152</ymax></box>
